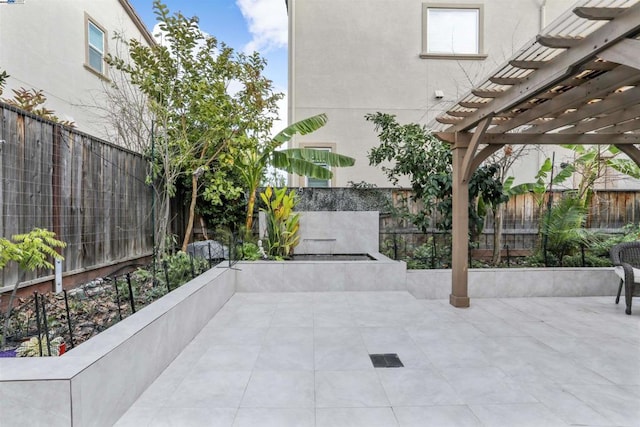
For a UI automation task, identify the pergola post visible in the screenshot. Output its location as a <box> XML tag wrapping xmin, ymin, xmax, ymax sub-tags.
<box><xmin>450</xmin><ymin>142</ymin><xmax>470</xmax><ymax>308</ymax></box>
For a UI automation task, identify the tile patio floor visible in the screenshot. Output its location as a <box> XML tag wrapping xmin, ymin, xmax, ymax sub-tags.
<box><xmin>116</xmin><ymin>292</ymin><xmax>640</xmax><ymax>426</ymax></box>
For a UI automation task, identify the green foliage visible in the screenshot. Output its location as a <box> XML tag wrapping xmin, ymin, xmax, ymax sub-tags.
<box><xmin>237</xmin><ymin>113</ymin><xmax>355</xmax><ymax>234</ymax></box>
<box><xmin>107</xmin><ymin>1</ymin><xmax>283</xmax><ymax>252</ymax></box>
<box><xmin>366</xmin><ymin>112</ymin><xmax>506</xmax><ymax>235</ymax></box>
<box><xmin>503</xmin><ymin>157</ymin><xmax>574</xmax><ymax>198</ymax></box>
<box><xmin>136</xmin><ymin>251</ymin><xmax>208</xmax><ymax>290</ymax></box>
<box><xmin>2</xmin><ymin>88</ymin><xmax>75</xmax><ymax>127</ymax></box>
<box><xmin>16</xmin><ymin>335</ymin><xmax>64</xmax><ymax>357</ymax></box>
<box><xmin>539</xmin><ymin>195</ymin><xmax>597</xmax><ymax>265</ymax></box>
<box><xmin>259</xmin><ymin>186</ymin><xmax>300</xmax><ymax>258</ymax></box>
<box><xmin>0</xmin><ymin>69</ymin><xmax>8</xmax><ymax>96</ymax></box>
<box><xmin>588</xmin><ymin>223</ymin><xmax>640</xmax><ymax>258</ymax></box>
<box><xmin>562</xmin><ymin>253</ymin><xmax>611</xmax><ymax>267</ymax></box>
<box><xmin>405</xmin><ymin>239</ymin><xmax>452</xmax><ymax>269</ymax></box>
<box><xmin>238</xmin><ymin>242</ymin><xmax>263</xmax><ymax>260</ymax></box>
<box><xmin>7</xmin><ymin>228</ymin><xmax>66</xmax><ymax>271</ymax></box>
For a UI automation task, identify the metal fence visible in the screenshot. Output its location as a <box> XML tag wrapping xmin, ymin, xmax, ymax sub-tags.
<box><xmin>0</xmin><ymin>248</ymin><xmax>227</xmax><ymax>357</ymax></box>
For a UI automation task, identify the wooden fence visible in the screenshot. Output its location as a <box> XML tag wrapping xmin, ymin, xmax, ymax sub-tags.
<box><xmin>297</xmin><ymin>187</ymin><xmax>640</xmax><ymax>251</ymax></box>
<box><xmin>0</xmin><ymin>103</ymin><xmax>153</xmax><ymax>289</ymax></box>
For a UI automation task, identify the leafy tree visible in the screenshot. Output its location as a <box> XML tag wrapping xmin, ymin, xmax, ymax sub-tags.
<box><xmin>1</xmin><ymin>228</ymin><xmax>66</xmax><ymax>348</ymax></box>
<box><xmin>366</xmin><ymin>112</ymin><xmax>506</xmax><ymax>238</ymax></box>
<box><xmin>236</xmin><ymin>113</ymin><xmax>355</xmax><ymax>234</ymax></box>
<box><xmin>107</xmin><ymin>1</ymin><xmax>282</xmax><ymax>253</ymax></box>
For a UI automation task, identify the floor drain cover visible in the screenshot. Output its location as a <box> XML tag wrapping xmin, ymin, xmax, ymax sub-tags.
<box><xmin>369</xmin><ymin>353</ymin><xmax>404</xmax><ymax>368</ymax></box>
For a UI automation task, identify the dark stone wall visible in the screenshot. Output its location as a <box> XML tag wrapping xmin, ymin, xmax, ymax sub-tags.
<box><xmin>294</xmin><ymin>188</ymin><xmax>395</xmax><ymax>212</ymax></box>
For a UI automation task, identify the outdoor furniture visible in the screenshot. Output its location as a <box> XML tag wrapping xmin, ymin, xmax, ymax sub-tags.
<box><xmin>610</xmin><ymin>241</ymin><xmax>640</xmax><ymax>315</ymax></box>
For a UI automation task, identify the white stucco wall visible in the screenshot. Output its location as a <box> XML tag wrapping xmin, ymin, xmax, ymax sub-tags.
<box><xmin>288</xmin><ymin>0</ymin><xmax>587</xmax><ymax>188</ymax></box>
<box><xmin>0</xmin><ymin>0</ymin><xmax>153</xmax><ymax>142</ymax></box>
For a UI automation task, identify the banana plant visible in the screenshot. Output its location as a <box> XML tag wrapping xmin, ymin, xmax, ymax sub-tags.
<box><xmin>237</xmin><ymin>113</ymin><xmax>355</xmax><ymax>234</ymax></box>
<box><xmin>503</xmin><ymin>157</ymin><xmax>574</xmax><ymax>201</ymax></box>
<box><xmin>259</xmin><ymin>186</ymin><xmax>300</xmax><ymax>258</ymax></box>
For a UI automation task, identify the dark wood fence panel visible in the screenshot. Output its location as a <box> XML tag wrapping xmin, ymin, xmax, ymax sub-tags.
<box><xmin>0</xmin><ymin>104</ymin><xmax>153</xmax><ymax>289</ymax></box>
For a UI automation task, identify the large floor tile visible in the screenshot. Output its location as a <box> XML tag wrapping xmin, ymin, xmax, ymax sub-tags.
<box><xmin>314</xmin><ymin>327</ymin><xmax>372</xmax><ymax>370</ymax></box>
<box><xmin>393</xmin><ymin>405</ymin><xmax>482</xmax><ymax>427</ymax></box>
<box><xmin>469</xmin><ymin>403</ymin><xmax>568</xmax><ymax>427</ymax></box>
<box><xmin>315</xmin><ymin>370</ymin><xmax>390</xmax><ymax>408</ymax></box>
<box><xmin>241</xmin><ymin>370</ymin><xmax>315</xmax><ymax>408</ymax></box>
<box><xmin>440</xmin><ymin>366</ymin><xmax>538</xmax><ymax>404</ymax></box>
<box><xmin>167</xmin><ymin>370</ymin><xmax>251</xmax><ymax>408</ymax></box>
<box><xmin>316</xmin><ymin>407</ymin><xmax>399</xmax><ymax>427</ymax></box>
<box><xmin>563</xmin><ymin>384</ymin><xmax>640</xmax><ymax>426</ymax></box>
<box><xmin>377</xmin><ymin>369</ymin><xmax>463</xmax><ymax>406</ymax></box>
<box><xmin>232</xmin><ymin>408</ymin><xmax>315</xmax><ymax>427</ymax></box>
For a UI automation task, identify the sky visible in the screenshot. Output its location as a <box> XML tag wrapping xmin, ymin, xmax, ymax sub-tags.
<box><xmin>127</xmin><ymin>0</ymin><xmax>289</xmax><ymax>129</ymax></box>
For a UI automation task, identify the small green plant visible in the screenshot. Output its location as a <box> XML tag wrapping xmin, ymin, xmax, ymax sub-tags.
<box><xmin>16</xmin><ymin>335</ymin><xmax>64</xmax><ymax>357</ymax></box>
<box><xmin>406</xmin><ymin>238</ymin><xmax>452</xmax><ymax>269</ymax></box>
<box><xmin>239</xmin><ymin>242</ymin><xmax>263</xmax><ymax>260</ymax></box>
<box><xmin>1</xmin><ymin>228</ymin><xmax>66</xmax><ymax>348</ymax></box>
<box><xmin>260</xmin><ymin>186</ymin><xmax>300</xmax><ymax>259</ymax></box>
<box><xmin>538</xmin><ymin>195</ymin><xmax>599</xmax><ymax>266</ymax></box>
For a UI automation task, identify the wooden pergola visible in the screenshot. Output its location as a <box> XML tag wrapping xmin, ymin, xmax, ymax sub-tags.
<box><xmin>434</xmin><ymin>0</ymin><xmax>640</xmax><ymax>308</ymax></box>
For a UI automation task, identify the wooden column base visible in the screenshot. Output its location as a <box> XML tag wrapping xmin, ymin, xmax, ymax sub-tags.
<box><xmin>450</xmin><ymin>294</ymin><xmax>470</xmax><ymax>308</ymax></box>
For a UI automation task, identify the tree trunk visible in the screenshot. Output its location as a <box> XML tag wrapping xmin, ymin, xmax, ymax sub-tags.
<box><xmin>492</xmin><ymin>205</ymin><xmax>504</xmax><ymax>265</ymax></box>
<box><xmin>181</xmin><ymin>175</ymin><xmax>198</xmax><ymax>252</ymax></box>
<box><xmin>245</xmin><ymin>188</ymin><xmax>257</xmax><ymax>237</ymax></box>
<box><xmin>1</xmin><ymin>271</ymin><xmax>26</xmax><ymax>348</ymax></box>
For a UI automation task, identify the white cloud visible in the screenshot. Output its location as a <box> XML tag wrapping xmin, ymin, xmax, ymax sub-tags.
<box><xmin>236</xmin><ymin>0</ymin><xmax>288</xmax><ymax>53</ymax></box>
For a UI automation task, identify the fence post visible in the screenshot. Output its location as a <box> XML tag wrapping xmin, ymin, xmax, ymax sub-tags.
<box><xmin>113</xmin><ymin>277</ymin><xmax>123</xmax><ymax>321</ymax></box>
<box><xmin>505</xmin><ymin>244</ymin><xmax>510</xmax><ymax>267</ymax></box>
<box><xmin>34</xmin><ymin>292</ymin><xmax>43</xmax><ymax>357</ymax></box>
<box><xmin>431</xmin><ymin>233</ymin><xmax>436</xmax><ymax>269</ymax></box>
<box><xmin>163</xmin><ymin>261</ymin><xmax>171</xmax><ymax>293</ymax></box>
<box><xmin>63</xmin><ymin>290</ymin><xmax>75</xmax><ymax>349</ymax></box>
<box><xmin>393</xmin><ymin>233</ymin><xmax>398</xmax><ymax>260</ymax></box>
<box><xmin>126</xmin><ymin>273</ymin><xmax>136</xmax><ymax>313</ymax></box>
<box><xmin>40</xmin><ymin>294</ymin><xmax>52</xmax><ymax>356</ymax></box>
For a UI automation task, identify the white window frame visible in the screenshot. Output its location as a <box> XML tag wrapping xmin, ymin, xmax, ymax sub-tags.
<box><xmin>85</xmin><ymin>13</ymin><xmax>108</xmax><ymax>77</ymax></box>
<box><xmin>299</xmin><ymin>143</ymin><xmax>336</xmax><ymax>188</ymax></box>
<box><xmin>420</xmin><ymin>3</ymin><xmax>487</xmax><ymax>60</ymax></box>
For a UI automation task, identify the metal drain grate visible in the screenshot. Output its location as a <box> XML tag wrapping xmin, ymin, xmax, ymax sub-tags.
<box><xmin>369</xmin><ymin>353</ymin><xmax>404</xmax><ymax>368</ymax></box>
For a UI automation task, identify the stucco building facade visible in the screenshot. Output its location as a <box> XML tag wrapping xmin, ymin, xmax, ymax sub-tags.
<box><xmin>287</xmin><ymin>0</ymin><xmax>590</xmax><ymax>187</ymax></box>
<box><xmin>0</xmin><ymin>0</ymin><xmax>153</xmax><ymax>142</ymax></box>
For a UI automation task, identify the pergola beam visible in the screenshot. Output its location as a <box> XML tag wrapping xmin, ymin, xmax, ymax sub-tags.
<box><xmin>527</xmin><ymin>85</ymin><xmax>640</xmax><ymax>134</ymax></box>
<box><xmin>479</xmin><ymin>133</ymin><xmax>640</xmax><ymax>145</ymax></box>
<box><xmin>461</xmin><ymin>117</ymin><xmax>492</xmax><ymax>183</ymax></box>
<box><xmin>559</xmin><ymin>104</ymin><xmax>640</xmax><ymax>134</ymax></box>
<box><xmin>573</xmin><ymin>7</ymin><xmax>627</xmax><ymax>20</ymax></box>
<box><xmin>598</xmin><ymin>38</ymin><xmax>640</xmax><ymax>71</ymax></box>
<box><xmin>488</xmin><ymin>65</ymin><xmax>640</xmax><ymax>134</ymax></box>
<box><xmin>537</xmin><ymin>35</ymin><xmax>584</xmax><ymax>49</ymax></box>
<box><xmin>444</xmin><ymin>3</ymin><xmax>640</xmax><ymax>133</ymax></box>
<box><xmin>614</xmin><ymin>144</ymin><xmax>640</xmax><ymax>168</ymax></box>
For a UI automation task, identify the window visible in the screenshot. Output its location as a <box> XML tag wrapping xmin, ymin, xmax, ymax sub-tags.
<box><xmin>302</xmin><ymin>146</ymin><xmax>333</xmax><ymax>188</ymax></box>
<box><xmin>421</xmin><ymin>4</ymin><xmax>485</xmax><ymax>59</ymax></box>
<box><xmin>85</xmin><ymin>15</ymin><xmax>107</xmax><ymax>75</ymax></box>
